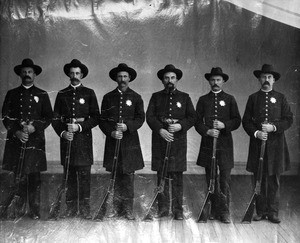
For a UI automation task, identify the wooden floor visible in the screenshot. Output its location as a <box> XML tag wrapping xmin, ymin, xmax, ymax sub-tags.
<box><xmin>0</xmin><ymin>174</ymin><xmax>300</xmax><ymax>243</ymax></box>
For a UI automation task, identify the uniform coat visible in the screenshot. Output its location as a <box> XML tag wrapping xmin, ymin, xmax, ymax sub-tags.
<box><xmin>99</xmin><ymin>88</ymin><xmax>145</xmax><ymax>173</ymax></box>
<box><xmin>52</xmin><ymin>84</ymin><xmax>100</xmax><ymax>166</ymax></box>
<box><xmin>146</xmin><ymin>89</ymin><xmax>196</xmax><ymax>172</ymax></box>
<box><xmin>242</xmin><ymin>90</ymin><xmax>293</xmax><ymax>175</ymax></box>
<box><xmin>195</xmin><ymin>91</ymin><xmax>241</xmax><ymax>170</ymax></box>
<box><xmin>2</xmin><ymin>85</ymin><xmax>53</xmax><ymax>173</ymax></box>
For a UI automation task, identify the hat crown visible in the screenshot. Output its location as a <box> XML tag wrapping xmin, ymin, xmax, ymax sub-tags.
<box><xmin>21</xmin><ymin>58</ymin><xmax>35</xmax><ymax>67</ymax></box>
<box><xmin>118</xmin><ymin>63</ymin><xmax>129</xmax><ymax>69</ymax></box>
<box><xmin>70</xmin><ymin>59</ymin><xmax>82</xmax><ymax>67</ymax></box>
<box><xmin>260</xmin><ymin>64</ymin><xmax>275</xmax><ymax>73</ymax></box>
<box><xmin>164</xmin><ymin>64</ymin><xmax>176</xmax><ymax>70</ymax></box>
<box><xmin>210</xmin><ymin>67</ymin><xmax>224</xmax><ymax>75</ymax></box>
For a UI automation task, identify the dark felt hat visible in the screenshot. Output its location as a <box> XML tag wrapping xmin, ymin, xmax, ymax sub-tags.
<box><xmin>14</xmin><ymin>58</ymin><xmax>42</xmax><ymax>76</ymax></box>
<box><xmin>157</xmin><ymin>64</ymin><xmax>183</xmax><ymax>81</ymax></box>
<box><xmin>253</xmin><ymin>64</ymin><xmax>280</xmax><ymax>81</ymax></box>
<box><xmin>109</xmin><ymin>63</ymin><xmax>137</xmax><ymax>82</ymax></box>
<box><xmin>205</xmin><ymin>67</ymin><xmax>229</xmax><ymax>82</ymax></box>
<box><xmin>64</xmin><ymin>59</ymin><xmax>89</xmax><ymax>78</ymax></box>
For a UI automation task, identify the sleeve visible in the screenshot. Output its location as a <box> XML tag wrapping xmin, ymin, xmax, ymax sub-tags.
<box><xmin>242</xmin><ymin>95</ymin><xmax>257</xmax><ymax>138</ymax></box>
<box><xmin>126</xmin><ymin>94</ymin><xmax>145</xmax><ymax>133</ymax></box>
<box><xmin>194</xmin><ymin>97</ymin><xmax>210</xmax><ymax>136</ymax></box>
<box><xmin>272</xmin><ymin>95</ymin><xmax>293</xmax><ymax>133</ymax></box>
<box><xmin>98</xmin><ymin>94</ymin><xmax>116</xmax><ymax>137</ymax></box>
<box><xmin>177</xmin><ymin>95</ymin><xmax>196</xmax><ymax>132</ymax></box>
<box><xmin>146</xmin><ymin>94</ymin><xmax>164</xmax><ymax>134</ymax></box>
<box><xmin>52</xmin><ymin>92</ymin><xmax>65</xmax><ymax>137</ymax></box>
<box><xmin>223</xmin><ymin>96</ymin><xmax>241</xmax><ymax>133</ymax></box>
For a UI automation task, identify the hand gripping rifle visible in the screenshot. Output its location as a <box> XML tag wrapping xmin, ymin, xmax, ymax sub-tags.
<box><xmin>197</xmin><ymin>136</ymin><xmax>217</xmax><ymax>223</ymax></box>
<box><xmin>93</xmin><ymin>120</ymin><xmax>123</xmax><ymax>221</ymax></box>
<box><xmin>48</xmin><ymin>118</ymin><xmax>75</xmax><ymax>220</ymax></box>
<box><xmin>242</xmin><ymin>123</ymin><xmax>267</xmax><ymax>223</ymax></box>
<box><xmin>0</xmin><ymin>122</ymin><xmax>29</xmax><ymax>219</ymax></box>
<box><xmin>143</xmin><ymin>138</ymin><xmax>172</xmax><ymax>221</ymax></box>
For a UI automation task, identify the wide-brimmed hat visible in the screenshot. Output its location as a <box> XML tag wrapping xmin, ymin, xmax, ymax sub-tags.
<box><xmin>109</xmin><ymin>63</ymin><xmax>137</xmax><ymax>82</ymax></box>
<box><xmin>14</xmin><ymin>58</ymin><xmax>42</xmax><ymax>76</ymax></box>
<box><xmin>253</xmin><ymin>64</ymin><xmax>280</xmax><ymax>81</ymax></box>
<box><xmin>157</xmin><ymin>64</ymin><xmax>183</xmax><ymax>81</ymax></box>
<box><xmin>205</xmin><ymin>67</ymin><xmax>229</xmax><ymax>82</ymax></box>
<box><xmin>64</xmin><ymin>59</ymin><xmax>89</xmax><ymax>78</ymax></box>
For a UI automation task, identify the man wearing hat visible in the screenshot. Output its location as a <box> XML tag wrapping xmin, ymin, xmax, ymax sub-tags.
<box><xmin>146</xmin><ymin>64</ymin><xmax>196</xmax><ymax>220</ymax></box>
<box><xmin>1</xmin><ymin>58</ymin><xmax>53</xmax><ymax>219</ymax></box>
<box><xmin>99</xmin><ymin>63</ymin><xmax>145</xmax><ymax>220</ymax></box>
<box><xmin>242</xmin><ymin>64</ymin><xmax>293</xmax><ymax>224</ymax></box>
<box><xmin>52</xmin><ymin>59</ymin><xmax>100</xmax><ymax>219</ymax></box>
<box><xmin>195</xmin><ymin>67</ymin><xmax>241</xmax><ymax>223</ymax></box>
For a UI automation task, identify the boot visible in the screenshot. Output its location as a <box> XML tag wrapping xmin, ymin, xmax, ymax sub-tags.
<box><xmin>65</xmin><ymin>200</ymin><xmax>77</xmax><ymax>218</ymax></box>
<box><xmin>80</xmin><ymin>199</ymin><xmax>92</xmax><ymax>219</ymax></box>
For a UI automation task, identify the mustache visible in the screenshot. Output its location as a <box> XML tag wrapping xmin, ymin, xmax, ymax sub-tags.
<box><xmin>263</xmin><ymin>81</ymin><xmax>270</xmax><ymax>86</ymax></box>
<box><xmin>23</xmin><ymin>75</ymin><xmax>31</xmax><ymax>80</ymax></box>
<box><xmin>119</xmin><ymin>81</ymin><xmax>127</xmax><ymax>85</ymax></box>
<box><xmin>70</xmin><ymin>77</ymin><xmax>80</xmax><ymax>82</ymax></box>
<box><xmin>212</xmin><ymin>84</ymin><xmax>219</xmax><ymax>88</ymax></box>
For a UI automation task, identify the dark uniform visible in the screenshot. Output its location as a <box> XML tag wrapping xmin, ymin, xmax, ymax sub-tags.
<box><xmin>195</xmin><ymin>90</ymin><xmax>241</xmax><ymax>218</ymax></box>
<box><xmin>147</xmin><ymin>88</ymin><xmax>196</xmax><ymax>217</ymax></box>
<box><xmin>52</xmin><ymin>60</ymin><xmax>100</xmax><ymax>218</ymax></box>
<box><xmin>2</xmin><ymin>59</ymin><xmax>53</xmax><ymax>218</ymax></box>
<box><xmin>99</xmin><ymin>64</ymin><xmax>144</xmax><ymax>219</ymax></box>
<box><xmin>243</xmin><ymin>89</ymin><xmax>293</xmax><ymax>218</ymax></box>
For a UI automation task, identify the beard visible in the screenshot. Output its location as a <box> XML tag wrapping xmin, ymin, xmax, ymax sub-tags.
<box><xmin>166</xmin><ymin>82</ymin><xmax>175</xmax><ymax>93</ymax></box>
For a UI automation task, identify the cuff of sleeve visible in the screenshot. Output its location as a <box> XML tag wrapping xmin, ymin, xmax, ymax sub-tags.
<box><xmin>78</xmin><ymin>124</ymin><xmax>82</xmax><ymax>132</ymax></box>
<box><xmin>60</xmin><ymin>131</ymin><xmax>65</xmax><ymax>138</ymax></box>
<box><xmin>273</xmin><ymin>125</ymin><xmax>277</xmax><ymax>132</ymax></box>
<box><xmin>254</xmin><ymin>130</ymin><xmax>259</xmax><ymax>138</ymax></box>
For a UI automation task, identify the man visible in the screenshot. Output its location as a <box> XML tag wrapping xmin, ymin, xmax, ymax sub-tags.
<box><xmin>195</xmin><ymin>67</ymin><xmax>241</xmax><ymax>223</ymax></box>
<box><xmin>99</xmin><ymin>63</ymin><xmax>144</xmax><ymax>220</ymax></box>
<box><xmin>146</xmin><ymin>64</ymin><xmax>196</xmax><ymax>220</ymax></box>
<box><xmin>242</xmin><ymin>64</ymin><xmax>293</xmax><ymax>224</ymax></box>
<box><xmin>2</xmin><ymin>58</ymin><xmax>53</xmax><ymax>219</ymax></box>
<box><xmin>52</xmin><ymin>59</ymin><xmax>100</xmax><ymax>219</ymax></box>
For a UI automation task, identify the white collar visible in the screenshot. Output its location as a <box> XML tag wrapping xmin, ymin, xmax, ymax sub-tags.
<box><xmin>22</xmin><ymin>84</ymin><xmax>33</xmax><ymax>89</ymax></box>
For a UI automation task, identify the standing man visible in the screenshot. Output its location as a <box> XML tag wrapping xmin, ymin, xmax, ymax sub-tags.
<box><xmin>2</xmin><ymin>58</ymin><xmax>53</xmax><ymax>219</ymax></box>
<box><xmin>146</xmin><ymin>64</ymin><xmax>196</xmax><ymax>220</ymax></box>
<box><xmin>242</xmin><ymin>64</ymin><xmax>293</xmax><ymax>224</ymax></box>
<box><xmin>195</xmin><ymin>67</ymin><xmax>241</xmax><ymax>223</ymax></box>
<box><xmin>99</xmin><ymin>63</ymin><xmax>145</xmax><ymax>220</ymax></box>
<box><xmin>52</xmin><ymin>59</ymin><xmax>100</xmax><ymax>219</ymax></box>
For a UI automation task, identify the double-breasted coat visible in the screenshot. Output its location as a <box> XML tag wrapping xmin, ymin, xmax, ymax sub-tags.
<box><xmin>146</xmin><ymin>89</ymin><xmax>196</xmax><ymax>172</ymax></box>
<box><xmin>99</xmin><ymin>88</ymin><xmax>145</xmax><ymax>173</ymax></box>
<box><xmin>52</xmin><ymin>84</ymin><xmax>100</xmax><ymax>166</ymax></box>
<box><xmin>242</xmin><ymin>90</ymin><xmax>293</xmax><ymax>175</ymax></box>
<box><xmin>2</xmin><ymin>85</ymin><xmax>53</xmax><ymax>173</ymax></box>
<box><xmin>195</xmin><ymin>91</ymin><xmax>241</xmax><ymax>170</ymax></box>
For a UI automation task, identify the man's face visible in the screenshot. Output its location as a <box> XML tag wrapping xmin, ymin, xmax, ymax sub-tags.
<box><xmin>209</xmin><ymin>75</ymin><xmax>224</xmax><ymax>92</ymax></box>
<box><xmin>259</xmin><ymin>73</ymin><xmax>275</xmax><ymax>91</ymax></box>
<box><xmin>116</xmin><ymin>71</ymin><xmax>130</xmax><ymax>91</ymax></box>
<box><xmin>162</xmin><ymin>72</ymin><xmax>178</xmax><ymax>92</ymax></box>
<box><xmin>69</xmin><ymin>67</ymin><xmax>83</xmax><ymax>86</ymax></box>
<box><xmin>20</xmin><ymin>67</ymin><xmax>35</xmax><ymax>86</ymax></box>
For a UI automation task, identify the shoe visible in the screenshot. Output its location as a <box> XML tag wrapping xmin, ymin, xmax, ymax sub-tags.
<box><xmin>268</xmin><ymin>215</ymin><xmax>281</xmax><ymax>224</ymax></box>
<box><xmin>155</xmin><ymin>211</ymin><xmax>169</xmax><ymax>218</ymax></box>
<box><xmin>28</xmin><ymin>212</ymin><xmax>40</xmax><ymax>220</ymax></box>
<box><xmin>174</xmin><ymin>212</ymin><xmax>184</xmax><ymax>220</ymax></box>
<box><xmin>220</xmin><ymin>214</ymin><xmax>231</xmax><ymax>224</ymax></box>
<box><xmin>253</xmin><ymin>214</ymin><xmax>267</xmax><ymax>221</ymax></box>
<box><xmin>125</xmin><ymin>211</ymin><xmax>135</xmax><ymax>220</ymax></box>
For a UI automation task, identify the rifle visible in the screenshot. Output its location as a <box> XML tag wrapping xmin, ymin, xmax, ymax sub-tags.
<box><xmin>197</xmin><ymin>136</ymin><xmax>217</xmax><ymax>223</ymax></box>
<box><xmin>48</xmin><ymin>119</ymin><xmax>74</xmax><ymax>220</ymax></box>
<box><xmin>0</xmin><ymin>138</ymin><xmax>27</xmax><ymax>219</ymax></box>
<box><xmin>93</xmin><ymin>121</ymin><xmax>122</xmax><ymax>221</ymax></box>
<box><xmin>143</xmin><ymin>140</ymin><xmax>172</xmax><ymax>221</ymax></box>
<box><xmin>241</xmin><ymin>138</ymin><xmax>266</xmax><ymax>223</ymax></box>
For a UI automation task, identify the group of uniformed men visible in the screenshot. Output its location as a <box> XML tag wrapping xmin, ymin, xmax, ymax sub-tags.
<box><xmin>1</xmin><ymin>58</ymin><xmax>293</xmax><ymax>224</ymax></box>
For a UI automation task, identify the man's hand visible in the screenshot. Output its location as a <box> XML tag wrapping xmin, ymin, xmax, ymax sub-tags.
<box><xmin>213</xmin><ymin>120</ymin><xmax>225</xmax><ymax>130</ymax></box>
<box><xmin>116</xmin><ymin>123</ymin><xmax>127</xmax><ymax>132</ymax></box>
<box><xmin>207</xmin><ymin>129</ymin><xmax>220</xmax><ymax>138</ymax></box>
<box><xmin>262</xmin><ymin>123</ymin><xmax>275</xmax><ymax>133</ymax></box>
<box><xmin>159</xmin><ymin>128</ymin><xmax>174</xmax><ymax>142</ymax></box>
<box><xmin>257</xmin><ymin>131</ymin><xmax>268</xmax><ymax>140</ymax></box>
<box><xmin>15</xmin><ymin>130</ymin><xmax>29</xmax><ymax>143</ymax></box>
<box><xmin>62</xmin><ymin>131</ymin><xmax>74</xmax><ymax>141</ymax></box>
<box><xmin>67</xmin><ymin>123</ymin><xmax>79</xmax><ymax>133</ymax></box>
<box><xmin>22</xmin><ymin>122</ymin><xmax>35</xmax><ymax>134</ymax></box>
<box><xmin>111</xmin><ymin>130</ymin><xmax>123</xmax><ymax>140</ymax></box>
<box><xmin>168</xmin><ymin>123</ymin><xmax>182</xmax><ymax>133</ymax></box>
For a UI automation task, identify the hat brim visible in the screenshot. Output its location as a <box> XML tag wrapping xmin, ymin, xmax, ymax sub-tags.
<box><xmin>205</xmin><ymin>73</ymin><xmax>229</xmax><ymax>82</ymax></box>
<box><xmin>253</xmin><ymin>70</ymin><xmax>280</xmax><ymax>81</ymax></box>
<box><xmin>157</xmin><ymin>69</ymin><xmax>183</xmax><ymax>81</ymax></box>
<box><xmin>109</xmin><ymin>67</ymin><xmax>137</xmax><ymax>82</ymax></box>
<box><xmin>64</xmin><ymin>63</ymin><xmax>88</xmax><ymax>78</ymax></box>
<box><xmin>14</xmin><ymin>64</ymin><xmax>42</xmax><ymax>76</ymax></box>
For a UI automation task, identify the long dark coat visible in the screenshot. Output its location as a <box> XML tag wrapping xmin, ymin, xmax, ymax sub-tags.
<box><xmin>146</xmin><ymin>89</ymin><xmax>196</xmax><ymax>172</ymax></box>
<box><xmin>2</xmin><ymin>85</ymin><xmax>53</xmax><ymax>173</ymax></box>
<box><xmin>52</xmin><ymin>84</ymin><xmax>100</xmax><ymax>166</ymax></box>
<box><xmin>195</xmin><ymin>91</ymin><xmax>241</xmax><ymax>170</ymax></box>
<box><xmin>242</xmin><ymin>90</ymin><xmax>293</xmax><ymax>175</ymax></box>
<box><xmin>99</xmin><ymin>88</ymin><xmax>145</xmax><ymax>173</ymax></box>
